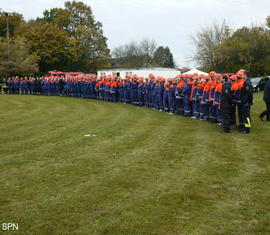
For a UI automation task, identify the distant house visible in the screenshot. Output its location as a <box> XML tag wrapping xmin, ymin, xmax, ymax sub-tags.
<box><xmin>110</xmin><ymin>58</ymin><xmax>122</xmax><ymax>69</ymax></box>
<box><xmin>97</xmin><ymin>67</ymin><xmax>180</xmax><ymax>78</ymax></box>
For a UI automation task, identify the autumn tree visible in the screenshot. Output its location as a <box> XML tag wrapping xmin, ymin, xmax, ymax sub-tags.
<box><xmin>191</xmin><ymin>21</ymin><xmax>232</xmax><ymax>71</ymax></box>
<box><xmin>0</xmin><ymin>37</ymin><xmax>39</xmax><ymax>76</ymax></box>
<box><xmin>24</xmin><ymin>22</ymin><xmax>77</xmax><ymax>72</ymax></box>
<box><xmin>0</xmin><ymin>11</ymin><xmax>24</xmax><ymax>38</ymax></box>
<box><xmin>63</xmin><ymin>1</ymin><xmax>110</xmax><ymax>71</ymax></box>
<box><xmin>1</xmin><ymin>1</ymin><xmax>111</xmax><ymax>73</ymax></box>
<box><xmin>214</xmin><ymin>26</ymin><xmax>270</xmax><ymax>76</ymax></box>
<box><xmin>37</xmin><ymin>1</ymin><xmax>110</xmax><ymax>72</ymax></box>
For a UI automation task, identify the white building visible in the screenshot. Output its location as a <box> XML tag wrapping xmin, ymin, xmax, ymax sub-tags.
<box><xmin>183</xmin><ymin>69</ymin><xmax>209</xmax><ymax>76</ymax></box>
<box><xmin>97</xmin><ymin>67</ymin><xmax>180</xmax><ymax>78</ymax></box>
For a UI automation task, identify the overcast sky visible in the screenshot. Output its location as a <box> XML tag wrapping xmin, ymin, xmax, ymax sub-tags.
<box><xmin>1</xmin><ymin>0</ymin><xmax>270</xmax><ymax>67</ymax></box>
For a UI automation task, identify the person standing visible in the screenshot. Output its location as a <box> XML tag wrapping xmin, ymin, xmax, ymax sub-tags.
<box><xmin>259</xmin><ymin>77</ymin><xmax>270</xmax><ymax>121</ymax></box>
<box><xmin>200</xmin><ymin>77</ymin><xmax>211</xmax><ymax>120</ymax></box>
<box><xmin>213</xmin><ymin>75</ymin><xmax>223</xmax><ymax>124</ymax></box>
<box><xmin>182</xmin><ymin>77</ymin><xmax>193</xmax><ymax>117</ymax></box>
<box><xmin>238</xmin><ymin>71</ymin><xmax>253</xmax><ymax>133</ymax></box>
<box><xmin>163</xmin><ymin>82</ymin><xmax>173</xmax><ymax>113</ymax></box>
<box><xmin>220</xmin><ymin>75</ymin><xmax>232</xmax><ymax>133</ymax></box>
<box><xmin>58</xmin><ymin>77</ymin><xmax>65</xmax><ymax>96</ymax></box>
<box><xmin>230</xmin><ymin>75</ymin><xmax>238</xmax><ymax>126</ymax></box>
<box><xmin>157</xmin><ymin>78</ymin><xmax>165</xmax><ymax>111</ymax></box>
<box><xmin>175</xmin><ymin>77</ymin><xmax>184</xmax><ymax>115</ymax></box>
<box><xmin>209</xmin><ymin>72</ymin><xmax>217</xmax><ymax>122</ymax></box>
<box><xmin>110</xmin><ymin>77</ymin><xmax>118</xmax><ymax>103</ymax></box>
<box><xmin>190</xmin><ymin>78</ymin><xmax>199</xmax><ymax>119</ymax></box>
<box><xmin>137</xmin><ymin>77</ymin><xmax>145</xmax><ymax>106</ymax></box>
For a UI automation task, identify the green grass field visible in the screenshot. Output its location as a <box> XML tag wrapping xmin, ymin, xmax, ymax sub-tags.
<box><xmin>1</xmin><ymin>93</ymin><xmax>270</xmax><ymax>234</ymax></box>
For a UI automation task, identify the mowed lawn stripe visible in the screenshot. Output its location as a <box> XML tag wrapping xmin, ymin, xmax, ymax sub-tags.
<box><xmin>29</xmin><ymin>118</ymin><xmax>219</xmax><ymax>233</ymax></box>
<box><xmin>0</xmin><ymin>95</ymin><xmax>125</xmax><ymax>150</ymax></box>
<box><xmin>0</xmin><ymin>95</ymin><xmax>69</xmax><ymax>121</ymax></box>
<box><xmin>1</xmin><ymin>96</ymin><xmax>98</xmax><ymax>131</ymax></box>
<box><xmin>0</xmin><ymin>100</ymin><xmax>138</xmax><ymax>174</ymax></box>
<box><xmin>1</xmin><ymin>96</ymin><xmax>164</xmax><ymax>188</ymax></box>
<box><xmin>97</xmin><ymin>125</ymin><xmax>235</xmax><ymax>233</ymax></box>
<box><xmin>1</xmin><ymin>96</ymin><xmax>171</xmax><ymax>233</ymax></box>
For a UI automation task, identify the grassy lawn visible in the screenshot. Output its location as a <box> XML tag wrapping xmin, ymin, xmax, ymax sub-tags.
<box><xmin>0</xmin><ymin>93</ymin><xmax>270</xmax><ymax>234</ymax></box>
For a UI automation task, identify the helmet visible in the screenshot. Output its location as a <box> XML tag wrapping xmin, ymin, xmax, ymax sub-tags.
<box><xmin>209</xmin><ymin>71</ymin><xmax>216</xmax><ymax>76</ymax></box>
<box><xmin>149</xmin><ymin>73</ymin><xmax>155</xmax><ymax>79</ymax></box>
<box><xmin>230</xmin><ymin>75</ymin><xmax>237</xmax><ymax>80</ymax></box>
<box><xmin>236</xmin><ymin>72</ymin><xmax>244</xmax><ymax>77</ymax></box>
<box><xmin>238</xmin><ymin>69</ymin><xmax>245</xmax><ymax>73</ymax></box>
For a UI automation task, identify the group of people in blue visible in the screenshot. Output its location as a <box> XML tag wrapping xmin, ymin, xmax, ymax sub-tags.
<box><xmin>5</xmin><ymin>70</ymin><xmax>254</xmax><ymax>133</ymax></box>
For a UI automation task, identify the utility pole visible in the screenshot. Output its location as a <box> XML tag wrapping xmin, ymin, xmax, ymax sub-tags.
<box><xmin>4</xmin><ymin>12</ymin><xmax>10</xmax><ymax>45</ymax></box>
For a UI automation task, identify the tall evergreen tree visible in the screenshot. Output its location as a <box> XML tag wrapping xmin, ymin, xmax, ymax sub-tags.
<box><xmin>153</xmin><ymin>46</ymin><xmax>175</xmax><ymax>68</ymax></box>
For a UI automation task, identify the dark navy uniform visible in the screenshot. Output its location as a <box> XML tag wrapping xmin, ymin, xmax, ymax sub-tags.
<box><xmin>220</xmin><ymin>81</ymin><xmax>233</xmax><ymax>133</ymax></box>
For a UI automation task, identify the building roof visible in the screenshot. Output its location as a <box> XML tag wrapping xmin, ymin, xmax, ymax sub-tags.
<box><xmin>98</xmin><ymin>67</ymin><xmax>179</xmax><ymax>72</ymax></box>
<box><xmin>183</xmin><ymin>69</ymin><xmax>209</xmax><ymax>76</ymax></box>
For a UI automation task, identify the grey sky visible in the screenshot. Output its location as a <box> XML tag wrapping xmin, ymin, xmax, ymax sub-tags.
<box><xmin>1</xmin><ymin>0</ymin><xmax>270</xmax><ymax>67</ymax></box>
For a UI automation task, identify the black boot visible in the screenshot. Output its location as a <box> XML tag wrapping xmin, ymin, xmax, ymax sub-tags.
<box><xmin>258</xmin><ymin>114</ymin><xmax>264</xmax><ymax>121</ymax></box>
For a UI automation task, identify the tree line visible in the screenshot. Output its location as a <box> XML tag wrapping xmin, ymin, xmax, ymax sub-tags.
<box><xmin>0</xmin><ymin>1</ymin><xmax>110</xmax><ymax>76</ymax></box>
<box><xmin>2</xmin><ymin>0</ymin><xmax>270</xmax><ymax>77</ymax></box>
<box><xmin>112</xmin><ymin>40</ymin><xmax>175</xmax><ymax>69</ymax></box>
<box><xmin>192</xmin><ymin>19</ymin><xmax>270</xmax><ymax>76</ymax></box>
<box><xmin>0</xmin><ymin>1</ymin><xmax>176</xmax><ymax>77</ymax></box>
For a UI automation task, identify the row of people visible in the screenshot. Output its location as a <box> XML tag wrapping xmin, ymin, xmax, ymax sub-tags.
<box><xmin>5</xmin><ymin>70</ymin><xmax>253</xmax><ymax>133</ymax></box>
